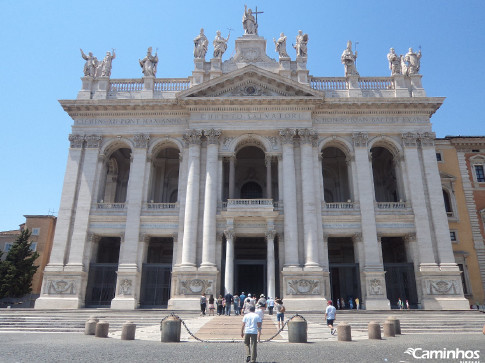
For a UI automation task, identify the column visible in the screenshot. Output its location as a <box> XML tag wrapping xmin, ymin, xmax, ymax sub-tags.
<box><xmin>201</xmin><ymin>129</ymin><xmax>221</xmax><ymax>269</ymax></box>
<box><xmin>228</xmin><ymin>154</ymin><xmax>236</xmax><ymax>199</ymax></box>
<box><xmin>117</xmin><ymin>134</ymin><xmax>150</xmax><ymax>265</ymax></box>
<box><xmin>313</xmin><ymin>147</ymin><xmax>326</xmax><ymax>269</ymax></box>
<box><xmin>298</xmin><ymin>129</ymin><xmax>320</xmax><ymax>268</ymax></box>
<box><xmin>277</xmin><ymin>155</ymin><xmax>283</xmax><ymax>205</ymax></box>
<box><xmin>112</xmin><ymin>134</ymin><xmax>150</xmax><ymax>309</ymax></box>
<box><xmin>279</xmin><ymin>129</ymin><xmax>299</xmax><ymax>268</ymax></box>
<box><xmin>224</xmin><ymin>229</ymin><xmax>235</xmax><ymax>294</ymax></box>
<box><xmin>45</xmin><ymin>135</ymin><xmax>85</xmax><ymax>269</ymax></box>
<box><xmin>265</xmin><ymin>154</ymin><xmax>272</xmax><ymax>199</ymax></box>
<box><xmin>352</xmin><ymin>133</ymin><xmax>381</xmax><ymax>268</ymax></box>
<box><xmin>266</xmin><ymin>230</ymin><xmax>276</xmax><ymax>299</ymax></box>
<box><xmin>401</xmin><ymin>133</ymin><xmax>437</xmax><ymax>268</ymax></box>
<box><xmin>180</xmin><ymin>130</ymin><xmax>203</xmax><ymax>267</ymax></box>
<box><xmin>66</xmin><ymin>135</ymin><xmax>103</xmax><ymax>270</ymax></box>
<box><xmin>420</xmin><ymin>133</ymin><xmax>457</xmax><ymax>267</ymax></box>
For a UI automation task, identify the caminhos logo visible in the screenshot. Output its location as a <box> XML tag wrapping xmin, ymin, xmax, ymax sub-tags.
<box><xmin>404</xmin><ymin>347</ymin><xmax>480</xmax><ymax>361</ymax></box>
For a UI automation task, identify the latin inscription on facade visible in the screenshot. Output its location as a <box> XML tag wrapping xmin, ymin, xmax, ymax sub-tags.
<box><xmin>191</xmin><ymin>112</ymin><xmax>308</xmax><ymax>121</ymax></box>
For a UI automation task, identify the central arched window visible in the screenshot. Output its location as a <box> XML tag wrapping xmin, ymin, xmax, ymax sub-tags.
<box><xmin>240</xmin><ymin>181</ymin><xmax>263</xmax><ymax>199</ymax></box>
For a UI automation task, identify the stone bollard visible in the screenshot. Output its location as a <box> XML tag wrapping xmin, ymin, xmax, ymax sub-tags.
<box><xmin>383</xmin><ymin>320</ymin><xmax>395</xmax><ymax>337</ymax></box>
<box><xmin>337</xmin><ymin>322</ymin><xmax>351</xmax><ymax>341</ymax></box>
<box><xmin>288</xmin><ymin>315</ymin><xmax>307</xmax><ymax>343</ymax></box>
<box><xmin>387</xmin><ymin>316</ymin><xmax>401</xmax><ymax>335</ymax></box>
<box><xmin>121</xmin><ymin>321</ymin><xmax>136</xmax><ymax>340</ymax></box>
<box><xmin>368</xmin><ymin>321</ymin><xmax>381</xmax><ymax>340</ymax></box>
<box><xmin>161</xmin><ymin>315</ymin><xmax>181</xmax><ymax>342</ymax></box>
<box><xmin>95</xmin><ymin>320</ymin><xmax>109</xmax><ymax>338</ymax></box>
<box><xmin>84</xmin><ymin>316</ymin><xmax>99</xmax><ymax>335</ymax></box>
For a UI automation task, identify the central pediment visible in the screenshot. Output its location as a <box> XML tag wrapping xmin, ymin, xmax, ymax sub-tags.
<box><xmin>177</xmin><ymin>65</ymin><xmax>323</xmax><ymax>99</ymax></box>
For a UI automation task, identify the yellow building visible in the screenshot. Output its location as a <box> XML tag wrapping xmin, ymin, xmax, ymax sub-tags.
<box><xmin>436</xmin><ymin>139</ymin><xmax>485</xmax><ymax>307</ymax></box>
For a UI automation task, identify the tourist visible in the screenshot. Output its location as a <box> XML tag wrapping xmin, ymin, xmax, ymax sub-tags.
<box><xmin>337</xmin><ymin>298</ymin><xmax>340</xmax><ymax>310</ymax></box>
<box><xmin>349</xmin><ymin>298</ymin><xmax>354</xmax><ymax>310</ymax></box>
<box><xmin>398</xmin><ymin>297</ymin><xmax>403</xmax><ymax>310</ymax></box>
<box><xmin>355</xmin><ymin>297</ymin><xmax>360</xmax><ymax>310</ymax></box>
<box><xmin>256</xmin><ymin>302</ymin><xmax>266</xmax><ymax>342</ymax></box>
<box><xmin>200</xmin><ymin>293</ymin><xmax>207</xmax><ymax>316</ymax></box>
<box><xmin>325</xmin><ymin>300</ymin><xmax>337</xmax><ymax>335</ymax></box>
<box><xmin>275</xmin><ymin>298</ymin><xmax>285</xmax><ymax>330</ymax></box>
<box><xmin>267</xmin><ymin>296</ymin><xmax>275</xmax><ymax>315</ymax></box>
<box><xmin>406</xmin><ymin>299</ymin><xmax>410</xmax><ymax>310</ymax></box>
<box><xmin>243</xmin><ymin>297</ymin><xmax>252</xmax><ymax>315</ymax></box>
<box><xmin>239</xmin><ymin>292</ymin><xmax>246</xmax><ymax>310</ymax></box>
<box><xmin>234</xmin><ymin>294</ymin><xmax>240</xmax><ymax>315</ymax></box>
<box><xmin>257</xmin><ymin>294</ymin><xmax>267</xmax><ymax>308</ymax></box>
<box><xmin>241</xmin><ymin>305</ymin><xmax>262</xmax><ymax>363</ymax></box>
<box><xmin>217</xmin><ymin>294</ymin><xmax>224</xmax><ymax>315</ymax></box>
<box><xmin>208</xmin><ymin>294</ymin><xmax>215</xmax><ymax>316</ymax></box>
<box><xmin>225</xmin><ymin>291</ymin><xmax>233</xmax><ymax>316</ymax></box>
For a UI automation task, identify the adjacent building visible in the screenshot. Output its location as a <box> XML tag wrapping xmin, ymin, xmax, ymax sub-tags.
<box><xmin>35</xmin><ymin>11</ymin><xmax>469</xmax><ymax>310</ymax></box>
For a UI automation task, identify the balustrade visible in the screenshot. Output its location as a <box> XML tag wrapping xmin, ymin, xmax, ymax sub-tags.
<box><xmin>310</xmin><ymin>77</ymin><xmax>347</xmax><ymax>90</ymax></box>
<box><xmin>323</xmin><ymin>202</ymin><xmax>355</xmax><ymax>209</ymax></box>
<box><xmin>376</xmin><ymin>201</ymin><xmax>407</xmax><ymax>209</ymax></box>
<box><xmin>96</xmin><ymin>203</ymin><xmax>126</xmax><ymax>209</ymax></box>
<box><xmin>145</xmin><ymin>202</ymin><xmax>178</xmax><ymax>209</ymax></box>
<box><xmin>154</xmin><ymin>78</ymin><xmax>190</xmax><ymax>91</ymax></box>
<box><xmin>109</xmin><ymin>79</ymin><xmax>143</xmax><ymax>92</ymax></box>
<box><xmin>359</xmin><ymin>78</ymin><xmax>394</xmax><ymax>90</ymax></box>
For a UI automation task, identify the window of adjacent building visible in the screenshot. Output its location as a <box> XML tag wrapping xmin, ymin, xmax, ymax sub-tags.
<box><xmin>450</xmin><ymin>231</ymin><xmax>457</xmax><ymax>242</ymax></box>
<box><xmin>29</xmin><ymin>242</ymin><xmax>37</xmax><ymax>252</ymax></box>
<box><xmin>4</xmin><ymin>243</ymin><xmax>13</xmax><ymax>252</ymax></box>
<box><xmin>474</xmin><ymin>165</ymin><xmax>485</xmax><ymax>182</ymax></box>
<box><xmin>443</xmin><ymin>189</ymin><xmax>453</xmax><ymax>216</ymax></box>
<box><xmin>436</xmin><ymin>152</ymin><xmax>442</xmax><ymax>162</ymax></box>
<box><xmin>457</xmin><ymin>263</ymin><xmax>469</xmax><ymax>295</ymax></box>
<box><xmin>31</xmin><ymin>228</ymin><xmax>40</xmax><ymax>236</ymax></box>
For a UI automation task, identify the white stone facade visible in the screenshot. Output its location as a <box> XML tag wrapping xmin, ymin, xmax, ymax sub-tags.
<box><xmin>35</xmin><ymin>21</ymin><xmax>469</xmax><ymax>311</ymax></box>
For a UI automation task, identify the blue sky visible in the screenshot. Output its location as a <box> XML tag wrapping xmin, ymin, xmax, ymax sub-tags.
<box><xmin>0</xmin><ymin>0</ymin><xmax>484</xmax><ymax>231</ymax></box>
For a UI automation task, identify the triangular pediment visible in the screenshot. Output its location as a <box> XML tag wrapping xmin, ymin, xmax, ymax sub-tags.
<box><xmin>177</xmin><ymin>65</ymin><xmax>323</xmax><ymax>99</ymax></box>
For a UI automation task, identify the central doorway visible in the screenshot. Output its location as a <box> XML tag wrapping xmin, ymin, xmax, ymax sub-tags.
<box><xmin>231</xmin><ymin>237</ymin><xmax>267</xmax><ymax>296</ymax></box>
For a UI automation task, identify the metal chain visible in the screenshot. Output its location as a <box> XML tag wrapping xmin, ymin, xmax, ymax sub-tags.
<box><xmin>160</xmin><ymin>312</ymin><xmax>306</xmax><ymax>344</ymax></box>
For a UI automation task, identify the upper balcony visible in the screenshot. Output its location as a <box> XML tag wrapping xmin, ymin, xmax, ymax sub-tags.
<box><xmin>220</xmin><ymin>199</ymin><xmax>279</xmax><ymax>218</ymax></box>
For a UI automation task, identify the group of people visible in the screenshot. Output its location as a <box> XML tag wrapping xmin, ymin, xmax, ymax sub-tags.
<box><xmin>397</xmin><ymin>297</ymin><xmax>410</xmax><ymax>309</ymax></box>
<box><xmin>335</xmin><ymin>297</ymin><xmax>361</xmax><ymax>310</ymax></box>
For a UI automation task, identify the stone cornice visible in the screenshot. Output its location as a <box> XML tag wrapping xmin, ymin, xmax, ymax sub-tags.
<box><xmin>447</xmin><ymin>137</ymin><xmax>485</xmax><ymax>151</ymax></box>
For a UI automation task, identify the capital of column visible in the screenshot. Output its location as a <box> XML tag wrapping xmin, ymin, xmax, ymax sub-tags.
<box><xmin>352</xmin><ymin>232</ymin><xmax>362</xmax><ymax>243</ymax></box>
<box><xmin>279</xmin><ymin>128</ymin><xmax>296</xmax><ymax>144</ymax></box>
<box><xmin>265</xmin><ymin>230</ymin><xmax>276</xmax><ymax>241</ymax></box>
<box><xmin>418</xmin><ymin>132</ymin><xmax>435</xmax><ymax>147</ymax></box>
<box><xmin>85</xmin><ymin>135</ymin><xmax>103</xmax><ymax>149</ymax></box>
<box><xmin>265</xmin><ymin>154</ymin><xmax>273</xmax><ymax>167</ymax></box>
<box><xmin>404</xmin><ymin>232</ymin><xmax>417</xmax><ymax>243</ymax></box>
<box><xmin>297</xmin><ymin>128</ymin><xmax>317</xmax><ymax>145</ymax></box>
<box><xmin>224</xmin><ymin>228</ymin><xmax>235</xmax><ymax>240</ymax></box>
<box><xmin>401</xmin><ymin>132</ymin><xmax>419</xmax><ymax>147</ymax></box>
<box><xmin>183</xmin><ymin>129</ymin><xmax>203</xmax><ymax>146</ymax></box>
<box><xmin>204</xmin><ymin>128</ymin><xmax>222</xmax><ymax>144</ymax></box>
<box><xmin>69</xmin><ymin>134</ymin><xmax>85</xmax><ymax>148</ymax></box>
<box><xmin>352</xmin><ymin>132</ymin><xmax>368</xmax><ymax>148</ymax></box>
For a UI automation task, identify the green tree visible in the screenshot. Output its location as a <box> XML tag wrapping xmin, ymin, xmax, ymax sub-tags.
<box><xmin>0</xmin><ymin>229</ymin><xmax>39</xmax><ymax>298</ymax></box>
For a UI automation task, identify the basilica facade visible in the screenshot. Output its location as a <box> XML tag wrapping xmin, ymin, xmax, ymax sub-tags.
<box><xmin>35</xmin><ymin>14</ymin><xmax>469</xmax><ymax>310</ymax></box>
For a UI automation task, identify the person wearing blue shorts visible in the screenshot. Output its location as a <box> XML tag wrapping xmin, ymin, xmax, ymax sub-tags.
<box><xmin>325</xmin><ymin>300</ymin><xmax>337</xmax><ymax>335</ymax></box>
<box><xmin>275</xmin><ymin>298</ymin><xmax>285</xmax><ymax>330</ymax></box>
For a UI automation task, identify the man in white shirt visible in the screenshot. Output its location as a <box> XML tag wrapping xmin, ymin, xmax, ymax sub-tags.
<box><xmin>325</xmin><ymin>300</ymin><xmax>337</xmax><ymax>335</ymax></box>
<box><xmin>256</xmin><ymin>302</ymin><xmax>265</xmax><ymax>342</ymax></box>
<box><xmin>241</xmin><ymin>305</ymin><xmax>262</xmax><ymax>362</ymax></box>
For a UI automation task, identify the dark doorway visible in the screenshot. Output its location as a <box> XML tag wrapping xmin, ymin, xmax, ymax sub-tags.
<box><xmin>140</xmin><ymin>237</ymin><xmax>173</xmax><ymax>307</ymax></box>
<box><xmin>328</xmin><ymin>237</ymin><xmax>361</xmax><ymax>308</ymax></box>
<box><xmin>85</xmin><ymin>237</ymin><xmax>120</xmax><ymax>307</ymax></box>
<box><xmin>381</xmin><ymin>237</ymin><xmax>418</xmax><ymax>308</ymax></box>
<box><xmin>229</xmin><ymin>237</ymin><xmax>267</xmax><ymax>296</ymax></box>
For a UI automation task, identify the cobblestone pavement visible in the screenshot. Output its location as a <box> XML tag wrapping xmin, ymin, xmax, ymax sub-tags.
<box><xmin>0</xmin><ymin>331</ymin><xmax>483</xmax><ymax>363</ymax></box>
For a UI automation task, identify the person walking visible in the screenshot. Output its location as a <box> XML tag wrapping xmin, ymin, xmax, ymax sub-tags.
<box><xmin>267</xmin><ymin>296</ymin><xmax>275</xmax><ymax>315</ymax></box>
<box><xmin>224</xmin><ymin>292</ymin><xmax>233</xmax><ymax>316</ymax></box>
<box><xmin>208</xmin><ymin>294</ymin><xmax>215</xmax><ymax>316</ymax></box>
<box><xmin>234</xmin><ymin>294</ymin><xmax>240</xmax><ymax>315</ymax></box>
<box><xmin>256</xmin><ymin>302</ymin><xmax>266</xmax><ymax>342</ymax></box>
<box><xmin>200</xmin><ymin>293</ymin><xmax>207</xmax><ymax>316</ymax></box>
<box><xmin>355</xmin><ymin>297</ymin><xmax>360</xmax><ymax>310</ymax></box>
<box><xmin>275</xmin><ymin>298</ymin><xmax>285</xmax><ymax>330</ymax></box>
<box><xmin>325</xmin><ymin>300</ymin><xmax>337</xmax><ymax>335</ymax></box>
<box><xmin>216</xmin><ymin>294</ymin><xmax>224</xmax><ymax>315</ymax></box>
<box><xmin>241</xmin><ymin>305</ymin><xmax>262</xmax><ymax>363</ymax></box>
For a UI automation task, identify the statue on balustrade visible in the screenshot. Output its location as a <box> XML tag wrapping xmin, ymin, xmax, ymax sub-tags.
<box><xmin>193</xmin><ymin>28</ymin><xmax>209</xmax><ymax>59</ymax></box>
<box><xmin>98</xmin><ymin>49</ymin><xmax>116</xmax><ymax>78</ymax></box>
<box><xmin>387</xmin><ymin>48</ymin><xmax>402</xmax><ymax>76</ymax></box>
<box><xmin>273</xmin><ymin>33</ymin><xmax>289</xmax><ymax>58</ymax></box>
<box><xmin>139</xmin><ymin>47</ymin><xmax>158</xmax><ymax>77</ymax></box>
<box><xmin>293</xmin><ymin>30</ymin><xmax>308</xmax><ymax>57</ymax></box>
<box><xmin>341</xmin><ymin>40</ymin><xmax>359</xmax><ymax>76</ymax></box>
<box><xmin>242</xmin><ymin>5</ymin><xmax>258</xmax><ymax>35</ymax></box>
<box><xmin>213</xmin><ymin>30</ymin><xmax>230</xmax><ymax>58</ymax></box>
<box><xmin>403</xmin><ymin>48</ymin><xmax>421</xmax><ymax>75</ymax></box>
<box><xmin>80</xmin><ymin>49</ymin><xmax>98</xmax><ymax>77</ymax></box>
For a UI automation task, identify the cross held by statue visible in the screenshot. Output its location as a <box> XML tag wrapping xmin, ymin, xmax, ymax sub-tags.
<box><xmin>254</xmin><ymin>6</ymin><xmax>264</xmax><ymax>23</ymax></box>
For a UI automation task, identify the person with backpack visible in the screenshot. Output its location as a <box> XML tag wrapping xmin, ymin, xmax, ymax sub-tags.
<box><xmin>275</xmin><ymin>298</ymin><xmax>285</xmax><ymax>330</ymax></box>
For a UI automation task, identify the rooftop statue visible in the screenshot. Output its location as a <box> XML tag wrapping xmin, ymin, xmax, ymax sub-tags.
<box><xmin>213</xmin><ymin>30</ymin><xmax>230</xmax><ymax>58</ymax></box>
<box><xmin>243</xmin><ymin>5</ymin><xmax>258</xmax><ymax>35</ymax></box>
<box><xmin>387</xmin><ymin>48</ymin><xmax>402</xmax><ymax>76</ymax></box>
<box><xmin>341</xmin><ymin>40</ymin><xmax>359</xmax><ymax>76</ymax></box>
<box><xmin>273</xmin><ymin>33</ymin><xmax>289</xmax><ymax>58</ymax></box>
<box><xmin>80</xmin><ymin>49</ymin><xmax>98</xmax><ymax>77</ymax></box>
<box><xmin>139</xmin><ymin>47</ymin><xmax>158</xmax><ymax>77</ymax></box>
<box><xmin>293</xmin><ymin>30</ymin><xmax>308</xmax><ymax>57</ymax></box>
<box><xmin>194</xmin><ymin>28</ymin><xmax>209</xmax><ymax>59</ymax></box>
<box><xmin>403</xmin><ymin>48</ymin><xmax>422</xmax><ymax>75</ymax></box>
<box><xmin>98</xmin><ymin>49</ymin><xmax>116</xmax><ymax>77</ymax></box>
